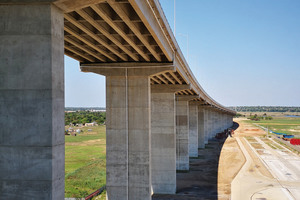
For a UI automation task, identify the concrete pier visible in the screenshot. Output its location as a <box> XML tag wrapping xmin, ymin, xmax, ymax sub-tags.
<box><xmin>83</xmin><ymin>66</ymin><xmax>174</xmax><ymax>200</ymax></box>
<box><xmin>198</xmin><ymin>106</ymin><xmax>205</xmax><ymax>148</ymax></box>
<box><xmin>1</xmin><ymin>1</ymin><xmax>236</xmax><ymax>199</ymax></box>
<box><xmin>150</xmin><ymin>85</ymin><xmax>189</xmax><ymax>194</ymax></box>
<box><xmin>213</xmin><ymin>110</ymin><xmax>217</xmax><ymax>136</ymax></box>
<box><xmin>0</xmin><ymin>3</ymin><xmax>65</xmax><ymax>199</ymax></box>
<box><xmin>208</xmin><ymin>108</ymin><xmax>213</xmax><ymax>139</ymax></box>
<box><xmin>188</xmin><ymin>102</ymin><xmax>198</xmax><ymax>157</ymax></box>
<box><xmin>204</xmin><ymin>107</ymin><xmax>209</xmax><ymax>144</ymax></box>
<box><xmin>105</xmin><ymin>70</ymin><xmax>151</xmax><ymax>200</ymax></box>
<box><xmin>151</xmin><ymin>92</ymin><xmax>176</xmax><ymax>194</ymax></box>
<box><xmin>175</xmin><ymin>96</ymin><xmax>193</xmax><ymax>170</ymax></box>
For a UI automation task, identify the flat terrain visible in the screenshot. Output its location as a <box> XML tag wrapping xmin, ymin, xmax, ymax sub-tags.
<box><xmin>64</xmin><ymin>117</ymin><xmax>300</xmax><ymax>199</ymax></box>
<box><xmin>246</xmin><ymin>117</ymin><xmax>300</xmax><ymax>136</ymax></box>
<box><xmin>232</xmin><ymin>118</ymin><xmax>300</xmax><ymax>200</ymax></box>
<box><xmin>65</xmin><ymin>126</ymin><xmax>106</xmax><ymax>198</ymax></box>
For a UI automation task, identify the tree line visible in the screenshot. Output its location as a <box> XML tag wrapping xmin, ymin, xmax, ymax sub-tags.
<box><xmin>65</xmin><ymin>111</ymin><xmax>106</xmax><ymax>125</ymax></box>
<box><xmin>228</xmin><ymin>106</ymin><xmax>300</xmax><ymax>112</ymax></box>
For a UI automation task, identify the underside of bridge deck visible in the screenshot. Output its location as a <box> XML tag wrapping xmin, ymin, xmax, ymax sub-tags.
<box><xmin>0</xmin><ymin>0</ymin><xmax>235</xmax><ymax>199</ymax></box>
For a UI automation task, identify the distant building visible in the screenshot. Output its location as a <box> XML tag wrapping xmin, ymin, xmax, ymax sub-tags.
<box><xmin>85</xmin><ymin>122</ymin><xmax>98</xmax><ymax>127</ymax></box>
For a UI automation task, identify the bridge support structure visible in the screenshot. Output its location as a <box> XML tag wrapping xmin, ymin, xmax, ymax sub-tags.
<box><xmin>82</xmin><ymin>65</ymin><xmax>174</xmax><ymax>200</ymax></box>
<box><xmin>175</xmin><ymin>95</ymin><xmax>197</xmax><ymax>170</ymax></box>
<box><xmin>188</xmin><ymin>102</ymin><xmax>199</xmax><ymax>157</ymax></box>
<box><xmin>198</xmin><ymin>106</ymin><xmax>206</xmax><ymax>148</ymax></box>
<box><xmin>1</xmin><ymin>1</ymin><xmax>236</xmax><ymax>199</ymax></box>
<box><xmin>151</xmin><ymin>84</ymin><xmax>189</xmax><ymax>194</ymax></box>
<box><xmin>0</xmin><ymin>2</ymin><xmax>65</xmax><ymax>199</ymax></box>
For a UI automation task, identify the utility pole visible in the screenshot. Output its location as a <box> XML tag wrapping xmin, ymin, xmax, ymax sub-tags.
<box><xmin>174</xmin><ymin>0</ymin><xmax>176</xmax><ymax>37</ymax></box>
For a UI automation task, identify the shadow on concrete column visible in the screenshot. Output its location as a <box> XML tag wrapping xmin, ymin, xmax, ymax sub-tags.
<box><xmin>175</xmin><ymin>99</ymin><xmax>189</xmax><ymax>170</ymax></box>
<box><xmin>198</xmin><ymin>106</ymin><xmax>205</xmax><ymax>148</ymax></box>
<box><xmin>0</xmin><ymin>3</ymin><xmax>64</xmax><ymax>199</ymax></box>
<box><xmin>175</xmin><ymin>95</ymin><xmax>200</xmax><ymax>171</ymax></box>
<box><xmin>150</xmin><ymin>84</ymin><xmax>190</xmax><ymax>194</ymax></box>
<box><xmin>188</xmin><ymin>103</ymin><xmax>198</xmax><ymax>157</ymax></box>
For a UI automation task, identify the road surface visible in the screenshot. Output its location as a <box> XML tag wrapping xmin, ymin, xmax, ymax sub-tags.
<box><xmin>232</xmin><ymin>119</ymin><xmax>300</xmax><ymax>200</ymax></box>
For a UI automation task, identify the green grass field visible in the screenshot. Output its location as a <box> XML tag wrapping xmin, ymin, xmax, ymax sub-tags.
<box><xmin>245</xmin><ymin>116</ymin><xmax>300</xmax><ymax>136</ymax></box>
<box><xmin>65</xmin><ymin>125</ymin><xmax>106</xmax><ymax>199</ymax></box>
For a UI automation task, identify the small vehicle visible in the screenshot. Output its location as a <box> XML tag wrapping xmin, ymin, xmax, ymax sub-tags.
<box><xmin>283</xmin><ymin>135</ymin><xmax>294</xmax><ymax>141</ymax></box>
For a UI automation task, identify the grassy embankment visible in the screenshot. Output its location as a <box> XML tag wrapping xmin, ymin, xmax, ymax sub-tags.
<box><xmin>65</xmin><ymin>125</ymin><xmax>106</xmax><ymax>199</ymax></box>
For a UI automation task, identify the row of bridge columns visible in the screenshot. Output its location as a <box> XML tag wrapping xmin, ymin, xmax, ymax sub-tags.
<box><xmin>0</xmin><ymin>2</ymin><xmax>233</xmax><ymax>199</ymax></box>
<box><xmin>99</xmin><ymin>67</ymin><xmax>234</xmax><ymax>200</ymax></box>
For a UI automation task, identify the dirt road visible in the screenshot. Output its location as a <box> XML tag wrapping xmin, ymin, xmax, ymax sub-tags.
<box><xmin>232</xmin><ymin>118</ymin><xmax>300</xmax><ymax>200</ymax></box>
<box><xmin>153</xmin><ymin>118</ymin><xmax>300</xmax><ymax>200</ymax></box>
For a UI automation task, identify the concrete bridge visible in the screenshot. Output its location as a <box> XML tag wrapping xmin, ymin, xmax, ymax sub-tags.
<box><xmin>0</xmin><ymin>0</ymin><xmax>235</xmax><ymax>199</ymax></box>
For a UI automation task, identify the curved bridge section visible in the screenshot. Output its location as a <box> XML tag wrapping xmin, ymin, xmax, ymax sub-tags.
<box><xmin>62</xmin><ymin>0</ymin><xmax>234</xmax><ymax>114</ymax></box>
<box><xmin>0</xmin><ymin>0</ymin><xmax>235</xmax><ymax>199</ymax></box>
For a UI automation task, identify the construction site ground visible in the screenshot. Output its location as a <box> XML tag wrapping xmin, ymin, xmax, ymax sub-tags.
<box><xmin>153</xmin><ymin>118</ymin><xmax>300</xmax><ymax>200</ymax></box>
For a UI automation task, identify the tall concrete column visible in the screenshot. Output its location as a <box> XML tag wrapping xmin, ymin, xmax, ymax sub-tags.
<box><xmin>198</xmin><ymin>106</ymin><xmax>205</xmax><ymax>148</ymax></box>
<box><xmin>211</xmin><ymin>109</ymin><xmax>215</xmax><ymax>138</ymax></box>
<box><xmin>188</xmin><ymin>102</ymin><xmax>198</xmax><ymax>157</ymax></box>
<box><xmin>218</xmin><ymin>112</ymin><xmax>222</xmax><ymax>132</ymax></box>
<box><xmin>204</xmin><ymin>107</ymin><xmax>209</xmax><ymax>144</ymax></box>
<box><xmin>175</xmin><ymin>95</ymin><xmax>198</xmax><ymax>170</ymax></box>
<box><xmin>151</xmin><ymin>84</ymin><xmax>189</xmax><ymax>194</ymax></box>
<box><xmin>213</xmin><ymin>110</ymin><xmax>217</xmax><ymax>136</ymax></box>
<box><xmin>207</xmin><ymin>108</ymin><xmax>213</xmax><ymax>139</ymax></box>
<box><xmin>81</xmin><ymin>66</ymin><xmax>174</xmax><ymax>200</ymax></box>
<box><xmin>107</xmin><ymin>74</ymin><xmax>151</xmax><ymax>200</ymax></box>
<box><xmin>223</xmin><ymin>114</ymin><xmax>226</xmax><ymax>130</ymax></box>
<box><xmin>0</xmin><ymin>3</ymin><xmax>64</xmax><ymax>199</ymax></box>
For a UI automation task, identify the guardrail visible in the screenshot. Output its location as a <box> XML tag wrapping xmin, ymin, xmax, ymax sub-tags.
<box><xmin>85</xmin><ymin>186</ymin><xmax>106</xmax><ymax>200</ymax></box>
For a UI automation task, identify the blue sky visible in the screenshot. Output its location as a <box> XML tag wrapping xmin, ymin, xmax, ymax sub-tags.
<box><xmin>65</xmin><ymin>0</ymin><xmax>300</xmax><ymax>107</ymax></box>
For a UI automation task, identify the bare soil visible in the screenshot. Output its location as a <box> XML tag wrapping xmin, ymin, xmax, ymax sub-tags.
<box><xmin>66</xmin><ymin>139</ymin><xmax>105</xmax><ymax>146</ymax></box>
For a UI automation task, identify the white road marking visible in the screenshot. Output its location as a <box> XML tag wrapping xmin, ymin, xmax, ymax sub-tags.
<box><xmin>252</xmin><ymin>137</ymin><xmax>300</xmax><ymax>199</ymax></box>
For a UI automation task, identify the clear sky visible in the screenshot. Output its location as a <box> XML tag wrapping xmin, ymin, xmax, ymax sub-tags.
<box><xmin>65</xmin><ymin>0</ymin><xmax>300</xmax><ymax>107</ymax></box>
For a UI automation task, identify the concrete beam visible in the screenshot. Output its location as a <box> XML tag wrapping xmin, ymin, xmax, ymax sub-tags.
<box><xmin>128</xmin><ymin>0</ymin><xmax>173</xmax><ymax>61</ymax></box>
<box><xmin>175</xmin><ymin>95</ymin><xmax>199</xmax><ymax>101</ymax></box>
<box><xmin>151</xmin><ymin>84</ymin><xmax>190</xmax><ymax>93</ymax></box>
<box><xmin>54</xmin><ymin>0</ymin><xmax>106</xmax><ymax>13</ymax></box>
<box><xmin>81</xmin><ymin>63</ymin><xmax>175</xmax><ymax>77</ymax></box>
<box><xmin>0</xmin><ymin>3</ymin><xmax>64</xmax><ymax>199</ymax></box>
<box><xmin>0</xmin><ymin>0</ymin><xmax>57</xmax><ymax>3</ymax></box>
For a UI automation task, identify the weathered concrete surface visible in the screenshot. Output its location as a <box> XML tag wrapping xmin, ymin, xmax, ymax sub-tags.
<box><xmin>151</xmin><ymin>92</ymin><xmax>176</xmax><ymax>194</ymax></box>
<box><xmin>0</xmin><ymin>3</ymin><xmax>64</xmax><ymax>200</ymax></box>
<box><xmin>175</xmin><ymin>99</ymin><xmax>189</xmax><ymax>170</ymax></box>
<box><xmin>188</xmin><ymin>103</ymin><xmax>198</xmax><ymax>157</ymax></box>
<box><xmin>207</xmin><ymin>108</ymin><xmax>213</xmax><ymax>139</ymax></box>
<box><xmin>204</xmin><ymin>108</ymin><xmax>209</xmax><ymax>144</ymax></box>
<box><xmin>213</xmin><ymin>110</ymin><xmax>217</xmax><ymax>137</ymax></box>
<box><xmin>219</xmin><ymin>114</ymin><xmax>223</xmax><ymax>132</ymax></box>
<box><xmin>198</xmin><ymin>106</ymin><xmax>205</xmax><ymax>148</ymax></box>
<box><xmin>105</xmin><ymin>73</ymin><xmax>151</xmax><ymax>200</ymax></box>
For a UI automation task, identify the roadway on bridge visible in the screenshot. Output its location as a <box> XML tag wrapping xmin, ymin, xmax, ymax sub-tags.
<box><xmin>232</xmin><ymin>119</ymin><xmax>300</xmax><ymax>200</ymax></box>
